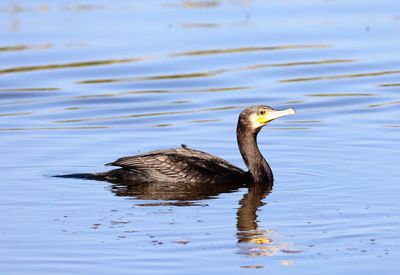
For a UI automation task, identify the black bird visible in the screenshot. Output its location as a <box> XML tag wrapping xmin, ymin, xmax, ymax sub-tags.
<box><xmin>57</xmin><ymin>105</ymin><xmax>295</xmax><ymax>185</ymax></box>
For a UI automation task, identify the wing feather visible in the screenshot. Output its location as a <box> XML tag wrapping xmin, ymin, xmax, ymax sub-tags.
<box><xmin>106</xmin><ymin>146</ymin><xmax>244</xmax><ymax>183</ymax></box>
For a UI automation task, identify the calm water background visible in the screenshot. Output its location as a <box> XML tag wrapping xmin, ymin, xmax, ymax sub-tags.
<box><xmin>1</xmin><ymin>0</ymin><xmax>400</xmax><ymax>274</ymax></box>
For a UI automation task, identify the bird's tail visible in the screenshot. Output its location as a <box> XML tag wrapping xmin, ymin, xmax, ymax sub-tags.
<box><xmin>53</xmin><ymin>172</ymin><xmax>107</xmax><ymax>181</ymax></box>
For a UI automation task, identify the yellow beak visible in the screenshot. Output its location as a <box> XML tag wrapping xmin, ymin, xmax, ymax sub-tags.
<box><xmin>257</xmin><ymin>108</ymin><xmax>296</xmax><ymax>124</ymax></box>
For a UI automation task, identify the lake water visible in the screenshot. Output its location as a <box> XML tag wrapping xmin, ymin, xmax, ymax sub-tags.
<box><xmin>1</xmin><ymin>1</ymin><xmax>400</xmax><ymax>274</ymax></box>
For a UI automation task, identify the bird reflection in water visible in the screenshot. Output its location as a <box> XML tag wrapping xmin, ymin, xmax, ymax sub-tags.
<box><xmin>236</xmin><ymin>182</ymin><xmax>297</xmax><ymax>257</ymax></box>
<box><xmin>107</xmin><ymin>175</ymin><xmax>246</xmax><ymax>201</ymax></box>
<box><xmin>107</xmin><ymin>179</ymin><xmax>297</xmax><ymax>257</ymax></box>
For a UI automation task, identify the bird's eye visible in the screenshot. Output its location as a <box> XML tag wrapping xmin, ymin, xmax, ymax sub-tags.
<box><xmin>259</xmin><ymin>110</ymin><xmax>265</xmax><ymax>115</ymax></box>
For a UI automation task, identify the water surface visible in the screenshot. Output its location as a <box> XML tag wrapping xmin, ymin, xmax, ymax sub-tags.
<box><xmin>1</xmin><ymin>1</ymin><xmax>400</xmax><ymax>274</ymax></box>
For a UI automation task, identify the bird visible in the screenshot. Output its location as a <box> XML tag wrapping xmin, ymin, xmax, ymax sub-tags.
<box><xmin>57</xmin><ymin>105</ymin><xmax>295</xmax><ymax>186</ymax></box>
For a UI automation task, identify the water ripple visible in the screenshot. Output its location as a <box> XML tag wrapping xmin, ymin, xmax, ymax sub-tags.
<box><xmin>77</xmin><ymin>58</ymin><xmax>353</xmax><ymax>85</ymax></box>
<box><xmin>280</xmin><ymin>69</ymin><xmax>400</xmax><ymax>83</ymax></box>
<box><xmin>171</xmin><ymin>44</ymin><xmax>331</xmax><ymax>57</ymax></box>
<box><xmin>0</xmin><ymin>57</ymin><xmax>144</xmax><ymax>75</ymax></box>
<box><xmin>0</xmin><ymin>43</ymin><xmax>52</xmax><ymax>52</ymax></box>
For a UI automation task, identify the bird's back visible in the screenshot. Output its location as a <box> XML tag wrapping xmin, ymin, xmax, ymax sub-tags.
<box><xmin>105</xmin><ymin>145</ymin><xmax>246</xmax><ymax>185</ymax></box>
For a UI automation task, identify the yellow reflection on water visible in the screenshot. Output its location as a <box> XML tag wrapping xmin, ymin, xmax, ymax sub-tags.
<box><xmin>237</xmin><ymin>184</ymin><xmax>300</xmax><ymax>258</ymax></box>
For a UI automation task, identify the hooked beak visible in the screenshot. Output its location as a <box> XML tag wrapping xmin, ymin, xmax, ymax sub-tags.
<box><xmin>257</xmin><ymin>108</ymin><xmax>296</xmax><ymax>124</ymax></box>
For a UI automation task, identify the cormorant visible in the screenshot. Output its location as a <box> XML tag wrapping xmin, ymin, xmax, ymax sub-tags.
<box><xmin>58</xmin><ymin>105</ymin><xmax>295</xmax><ymax>185</ymax></box>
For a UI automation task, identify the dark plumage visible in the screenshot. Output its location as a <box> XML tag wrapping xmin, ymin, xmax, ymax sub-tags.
<box><xmin>105</xmin><ymin>145</ymin><xmax>245</xmax><ymax>184</ymax></box>
<box><xmin>57</xmin><ymin>105</ymin><xmax>295</xmax><ymax>186</ymax></box>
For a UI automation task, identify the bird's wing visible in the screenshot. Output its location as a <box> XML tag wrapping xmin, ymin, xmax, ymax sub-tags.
<box><xmin>106</xmin><ymin>147</ymin><xmax>244</xmax><ymax>182</ymax></box>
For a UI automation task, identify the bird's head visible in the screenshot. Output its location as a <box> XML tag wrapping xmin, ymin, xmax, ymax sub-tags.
<box><xmin>238</xmin><ymin>105</ymin><xmax>296</xmax><ymax>133</ymax></box>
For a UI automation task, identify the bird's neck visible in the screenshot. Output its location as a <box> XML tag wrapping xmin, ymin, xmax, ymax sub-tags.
<box><xmin>237</xmin><ymin>125</ymin><xmax>273</xmax><ymax>184</ymax></box>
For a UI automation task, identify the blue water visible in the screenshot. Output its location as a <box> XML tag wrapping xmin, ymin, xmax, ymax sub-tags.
<box><xmin>1</xmin><ymin>1</ymin><xmax>400</xmax><ymax>274</ymax></box>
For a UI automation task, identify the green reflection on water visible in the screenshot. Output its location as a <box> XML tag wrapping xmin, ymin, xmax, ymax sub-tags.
<box><xmin>308</xmin><ymin>93</ymin><xmax>375</xmax><ymax>97</ymax></box>
<box><xmin>285</xmin><ymin>120</ymin><xmax>322</xmax><ymax>124</ymax></box>
<box><xmin>381</xmin><ymin>125</ymin><xmax>400</xmax><ymax>128</ymax></box>
<box><xmin>78</xmin><ymin>58</ymin><xmax>350</xmax><ymax>85</ymax></box>
<box><xmin>0</xmin><ymin>126</ymin><xmax>108</xmax><ymax>131</ymax></box>
<box><xmin>172</xmin><ymin>44</ymin><xmax>331</xmax><ymax>57</ymax></box>
<box><xmin>0</xmin><ymin>58</ymin><xmax>143</xmax><ymax>75</ymax></box>
<box><xmin>154</xmin><ymin>123</ymin><xmax>174</xmax><ymax>127</ymax></box>
<box><xmin>138</xmin><ymin>71</ymin><xmax>224</xmax><ymax>80</ymax></box>
<box><xmin>0</xmin><ymin>87</ymin><xmax>60</xmax><ymax>92</ymax></box>
<box><xmin>181</xmin><ymin>0</ymin><xmax>220</xmax><ymax>9</ymax></box>
<box><xmin>271</xmin><ymin>127</ymin><xmax>310</xmax><ymax>131</ymax></box>
<box><xmin>181</xmin><ymin>23</ymin><xmax>220</xmax><ymax>28</ymax></box>
<box><xmin>379</xmin><ymin>83</ymin><xmax>400</xmax><ymax>87</ymax></box>
<box><xmin>266</xmin><ymin>59</ymin><xmax>354</xmax><ymax>68</ymax></box>
<box><xmin>63</xmin><ymin>4</ymin><xmax>105</xmax><ymax>12</ymax></box>
<box><xmin>0</xmin><ymin>112</ymin><xmax>33</xmax><ymax>117</ymax></box>
<box><xmin>188</xmin><ymin>119</ymin><xmax>221</xmax><ymax>124</ymax></box>
<box><xmin>280</xmin><ymin>70</ymin><xmax>400</xmax><ymax>83</ymax></box>
<box><xmin>0</xmin><ymin>43</ymin><xmax>52</xmax><ymax>52</ymax></box>
<box><xmin>74</xmin><ymin>86</ymin><xmax>249</xmax><ymax>99</ymax></box>
<box><xmin>369</xmin><ymin>101</ymin><xmax>400</xmax><ymax>108</ymax></box>
<box><xmin>53</xmin><ymin>105</ymin><xmax>238</xmax><ymax>124</ymax></box>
